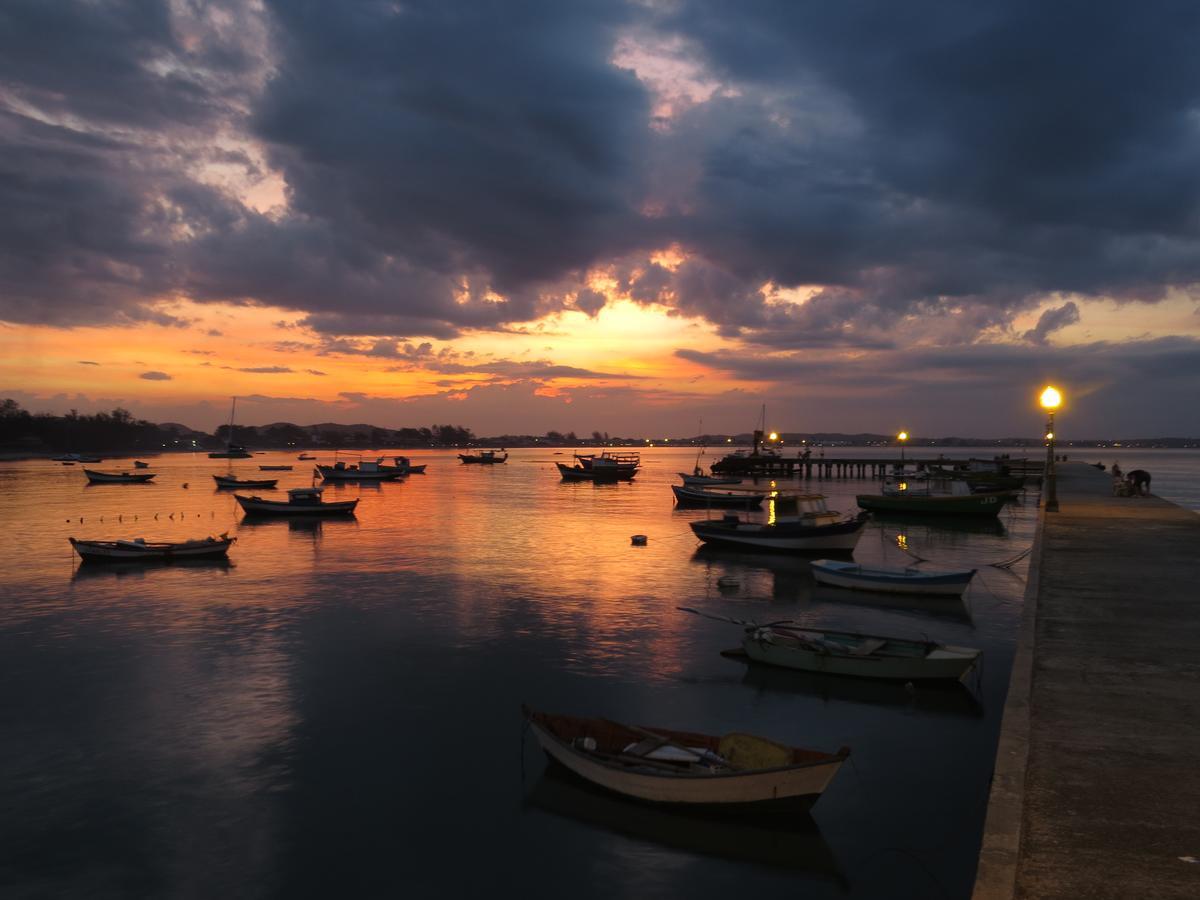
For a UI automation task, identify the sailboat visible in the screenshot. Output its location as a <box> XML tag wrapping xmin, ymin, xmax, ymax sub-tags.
<box><xmin>208</xmin><ymin>397</ymin><xmax>252</xmax><ymax>459</ymax></box>
<box><xmin>679</xmin><ymin>417</ymin><xmax>741</xmax><ymax>485</ymax></box>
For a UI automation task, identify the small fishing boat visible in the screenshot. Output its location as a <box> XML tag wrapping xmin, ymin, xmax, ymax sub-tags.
<box><xmin>672</xmin><ymin>485</ymin><xmax>765</xmax><ymax>507</ymax></box>
<box><xmin>317</xmin><ymin>457</ymin><xmax>406</xmax><ymax>481</ymax></box>
<box><xmin>69</xmin><ymin>534</ymin><xmax>235</xmax><ymax>562</ymax></box>
<box><xmin>459</xmin><ymin>450</ymin><xmax>508</xmax><ymax>464</ymax></box>
<box><xmin>679</xmin><ymin>473</ymin><xmax>742</xmax><ymax>487</ymax></box>
<box><xmin>259</xmin><ymin>465</ymin><xmax>293</xmax><ymax>471</ymax></box>
<box><xmin>390</xmin><ymin>456</ymin><xmax>427</xmax><ymax>474</ymax></box>
<box><xmin>856</xmin><ymin>474</ymin><xmax>1007</xmax><ymax>517</ymax></box>
<box><xmin>298</xmin><ymin>454</ymin><xmax>316</xmax><ymax>460</ymax></box>
<box><xmin>689</xmin><ymin>494</ymin><xmax>867</xmax><ymax>552</ymax></box>
<box><xmin>523</xmin><ymin>707</ymin><xmax>848</xmax><ymax>812</ymax></box>
<box><xmin>575</xmin><ymin>451</ymin><xmax>640</xmax><ymax>476</ymax></box>
<box><xmin>213</xmin><ymin>474</ymin><xmax>278</xmax><ymax>489</ymax></box>
<box><xmin>557</xmin><ymin>461</ymin><xmax>626</xmax><ymax>482</ymax></box>
<box><xmin>133</xmin><ymin>460</ymin><xmax>150</xmax><ymax>469</ymax></box>
<box><xmin>52</xmin><ymin>453</ymin><xmax>103</xmax><ymax>463</ymax></box>
<box><xmin>235</xmin><ymin>486</ymin><xmax>358</xmax><ymax>516</ymax></box>
<box><xmin>83</xmin><ymin>469</ymin><xmax>156</xmax><ymax>484</ymax></box>
<box><xmin>680</xmin><ymin>608</ymin><xmax>982</xmax><ymax>682</ymax></box>
<box><xmin>810</xmin><ymin>558</ymin><xmax>976</xmax><ymax>597</ymax></box>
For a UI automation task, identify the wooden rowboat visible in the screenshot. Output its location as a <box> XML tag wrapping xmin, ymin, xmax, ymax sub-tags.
<box><xmin>524</xmin><ymin>707</ymin><xmax>847</xmax><ymax>812</ymax></box>
<box><xmin>83</xmin><ymin>469</ymin><xmax>156</xmax><ymax>484</ymax></box>
<box><xmin>672</xmin><ymin>484</ymin><xmax>765</xmax><ymax>507</ymax></box>
<box><xmin>690</xmin><ymin>506</ymin><xmax>868</xmax><ymax>552</ymax></box>
<box><xmin>213</xmin><ymin>474</ymin><xmax>278</xmax><ymax>489</ymax></box>
<box><xmin>810</xmin><ymin>558</ymin><xmax>976</xmax><ymax>597</ymax></box>
<box><xmin>235</xmin><ymin>486</ymin><xmax>357</xmax><ymax>516</ymax></box>
<box><xmin>69</xmin><ymin>534</ymin><xmax>234</xmax><ymax>562</ymax></box>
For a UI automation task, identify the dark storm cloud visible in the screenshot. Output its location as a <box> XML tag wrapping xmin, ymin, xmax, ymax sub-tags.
<box><xmin>1023</xmin><ymin>302</ymin><xmax>1081</xmax><ymax>345</ymax></box>
<box><xmin>2</xmin><ymin>0</ymin><xmax>1200</xmax><ymax>354</ymax></box>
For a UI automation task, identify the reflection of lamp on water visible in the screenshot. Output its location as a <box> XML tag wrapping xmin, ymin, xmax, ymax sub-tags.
<box><xmin>898</xmin><ymin>430</ymin><xmax>909</xmax><ymax>464</ymax></box>
<box><xmin>1040</xmin><ymin>386</ymin><xmax>1062</xmax><ymax>512</ymax></box>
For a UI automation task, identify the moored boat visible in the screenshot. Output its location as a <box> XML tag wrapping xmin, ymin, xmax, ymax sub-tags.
<box><xmin>133</xmin><ymin>460</ymin><xmax>150</xmax><ymax>468</ymax></box>
<box><xmin>557</xmin><ymin>461</ymin><xmax>627</xmax><ymax>482</ymax></box>
<box><xmin>69</xmin><ymin>534</ymin><xmax>234</xmax><ymax>562</ymax></box>
<box><xmin>208</xmin><ymin>397</ymin><xmax>252</xmax><ymax>458</ymax></box>
<box><xmin>52</xmin><ymin>453</ymin><xmax>103</xmax><ymax>463</ymax></box>
<box><xmin>680</xmin><ymin>608</ymin><xmax>982</xmax><ymax>681</ymax></box>
<box><xmin>689</xmin><ymin>494</ymin><xmax>867</xmax><ymax>552</ymax></box>
<box><xmin>523</xmin><ymin>707</ymin><xmax>848</xmax><ymax>812</ymax></box>
<box><xmin>459</xmin><ymin>449</ymin><xmax>508</xmax><ymax>464</ymax></box>
<box><xmin>298</xmin><ymin>453</ymin><xmax>316</xmax><ymax>460</ymax></box>
<box><xmin>575</xmin><ymin>451</ymin><xmax>640</xmax><ymax>476</ymax></box>
<box><xmin>810</xmin><ymin>558</ymin><xmax>976</xmax><ymax>597</ymax></box>
<box><xmin>317</xmin><ymin>457</ymin><xmax>405</xmax><ymax>481</ymax></box>
<box><xmin>259</xmin><ymin>465</ymin><xmax>293</xmax><ymax>471</ymax></box>
<box><xmin>213</xmin><ymin>474</ymin><xmax>278</xmax><ymax>489</ymax></box>
<box><xmin>390</xmin><ymin>456</ymin><xmax>426</xmax><ymax>474</ymax></box>
<box><xmin>672</xmin><ymin>484</ymin><xmax>765</xmax><ymax>507</ymax></box>
<box><xmin>679</xmin><ymin>473</ymin><xmax>742</xmax><ymax>487</ymax></box>
<box><xmin>235</xmin><ymin>486</ymin><xmax>358</xmax><ymax>516</ymax></box>
<box><xmin>83</xmin><ymin>469</ymin><xmax>156</xmax><ymax>484</ymax></box>
<box><xmin>856</xmin><ymin>476</ymin><xmax>1007</xmax><ymax>517</ymax></box>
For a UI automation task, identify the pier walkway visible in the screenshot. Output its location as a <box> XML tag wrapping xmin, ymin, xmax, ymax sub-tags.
<box><xmin>975</xmin><ymin>463</ymin><xmax>1200</xmax><ymax>898</ymax></box>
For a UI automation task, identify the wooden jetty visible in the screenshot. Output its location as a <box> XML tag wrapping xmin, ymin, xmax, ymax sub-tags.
<box><xmin>710</xmin><ymin>454</ymin><xmax>1042</xmax><ymax>480</ymax></box>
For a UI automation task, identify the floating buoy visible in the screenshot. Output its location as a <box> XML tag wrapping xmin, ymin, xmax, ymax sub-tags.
<box><xmin>182</xmin><ymin>483</ymin><xmax>188</xmax><ymax>489</ymax></box>
<box><xmin>631</xmin><ymin>534</ymin><xmax>648</xmax><ymax>546</ymax></box>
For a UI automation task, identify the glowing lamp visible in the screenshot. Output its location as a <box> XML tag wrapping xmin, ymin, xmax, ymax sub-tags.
<box><xmin>768</xmin><ymin>432</ymin><xmax>778</xmax><ymax>441</ymax></box>
<box><xmin>1040</xmin><ymin>386</ymin><xmax>1062</xmax><ymax>411</ymax></box>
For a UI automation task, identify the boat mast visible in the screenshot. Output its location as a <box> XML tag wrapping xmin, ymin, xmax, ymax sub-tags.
<box><xmin>227</xmin><ymin>396</ymin><xmax>237</xmax><ymax>451</ymax></box>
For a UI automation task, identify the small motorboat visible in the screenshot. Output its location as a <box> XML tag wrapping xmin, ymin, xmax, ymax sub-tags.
<box><xmin>69</xmin><ymin>534</ymin><xmax>235</xmax><ymax>562</ymax></box>
<box><xmin>235</xmin><ymin>486</ymin><xmax>358</xmax><ymax>516</ymax></box>
<box><xmin>810</xmin><ymin>558</ymin><xmax>976</xmax><ymax>597</ymax></box>
<box><xmin>556</xmin><ymin>461</ymin><xmax>626</xmax><ymax>482</ymax></box>
<box><xmin>259</xmin><ymin>465</ymin><xmax>294</xmax><ymax>471</ymax></box>
<box><xmin>392</xmin><ymin>456</ymin><xmax>426</xmax><ymax>474</ymax></box>
<box><xmin>316</xmin><ymin>457</ymin><xmax>406</xmax><ymax>481</ymax></box>
<box><xmin>459</xmin><ymin>450</ymin><xmax>508</xmax><ymax>464</ymax></box>
<box><xmin>213</xmin><ymin>474</ymin><xmax>278</xmax><ymax>489</ymax></box>
<box><xmin>298</xmin><ymin>454</ymin><xmax>316</xmax><ymax>460</ymax></box>
<box><xmin>678</xmin><ymin>472</ymin><xmax>742</xmax><ymax>487</ymax></box>
<box><xmin>856</xmin><ymin>475</ymin><xmax>1007</xmax><ymax>517</ymax></box>
<box><xmin>575</xmin><ymin>451</ymin><xmax>639</xmax><ymax>476</ymax></box>
<box><xmin>133</xmin><ymin>460</ymin><xmax>150</xmax><ymax>469</ymax></box>
<box><xmin>672</xmin><ymin>485</ymin><xmax>765</xmax><ymax>507</ymax></box>
<box><xmin>83</xmin><ymin>469</ymin><xmax>156</xmax><ymax>484</ymax></box>
<box><xmin>523</xmin><ymin>707</ymin><xmax>848</xmax><ymax>812</ymax></box>
<box><xmin>690</xmin><ymin>495</ymin><xmax>867</xmax><ymax>552</ymax></box>
<box><xmin>679</xmin><ymin>608</ymin><xmax>981</xmax><ymax>682</ymax></box>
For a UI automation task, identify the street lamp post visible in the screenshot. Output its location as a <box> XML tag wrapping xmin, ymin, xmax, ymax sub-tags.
<box><xmin>898</xmin><ymin>431</ymin><xmax>909</xmax><ymax>465</ymax></box>
<box><xmin>1039</xmin><ymin>387</ymin><xmax>1062</xmax><ymax>512</ymax></box>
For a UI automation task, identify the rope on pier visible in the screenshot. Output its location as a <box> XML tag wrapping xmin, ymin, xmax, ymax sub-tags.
<box><xmin>988</xmin><ymin>546</ymin><xmax>1032</xmax><ymax>569</ymax></box>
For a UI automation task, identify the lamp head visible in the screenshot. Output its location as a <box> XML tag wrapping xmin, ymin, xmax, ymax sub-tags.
<box><xmin>897</xmin><ymin>431</ymin><xmax>909</xmax><ymax>442</ymax></box>
<box><xmin>1039</xmin><ymin>386</ymin><xmax>1062</xmax><ymax>411</ymax></box>
<box><xmin>768</xmin><ymin>432</ymin><xmax>778</xmax><ymax>441</ymax></box>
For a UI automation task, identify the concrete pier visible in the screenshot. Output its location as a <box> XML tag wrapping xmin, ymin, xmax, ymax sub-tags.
<box><xmin>974</xmin><ymin>463</ymin><xmax>1200</xmax><ymax>898</ymax></box>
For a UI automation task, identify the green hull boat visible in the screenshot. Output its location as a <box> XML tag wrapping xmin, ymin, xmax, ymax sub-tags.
<box><xmin>855</xmin><ymin>490</ymin><xmax>1006</xmax><ymax>517</ymax></box>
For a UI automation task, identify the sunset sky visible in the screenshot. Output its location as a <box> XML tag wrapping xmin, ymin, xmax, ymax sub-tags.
<box><xmin>3</xmin><ymin>1</ymin><xmax>1200</xmax><ymax>437</ymax></box>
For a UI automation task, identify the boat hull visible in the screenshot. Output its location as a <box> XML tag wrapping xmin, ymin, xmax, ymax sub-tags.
<box><xmin>317</xmin><ymin>468</ymin><xmax>405</xmax><ymax>481</ymax></box>
<box><xmin>69</xmin><ymin>536</ymin><xmax>234</xmax><ymax>562</ymax></box>
<box><xmin>679</xmin><ymin>473</ymin><xmax>742</xmax><ymax>487</ymax></box>
<box><xmin>526</xmin><ymin>716</ymin><xmax>845</xmax><ymax>811</ymax></box>
<box><xmin>856</xmin><ymin>492</ymin><xmax>1005</xmax><ymax>516</ymax></box>
<box><xmin>213</xmin><ymin>476</ymin><xmax>277</xmax><ymax>489</ymax></box>
<box><xmin>234</xmin><ymin>495</ymin><xmax>358</xmax><ymax>516</ymax></box>
<box><xmin>557</xmin><ymin>462</ymin><xmax>628</xmax><ymax>482</ymax></box>
<box><xmin>83</xmin><ymin>469</ymin><xmax>156</xmax><ymax>484</ymax></box>
<box><xmin>690</xmin><ymin>515</ymin><xmax>866</xmax><ymax>552</ymax></box>
<box><xmin>810</xmin><ymin>559</ymin><xmax>975</xmax><ymax>597</ymax></box>
<box><xmin>740</xmin><ymin>631</ymin><xmax>980</xmax><ymax>681</ymax></box>
<box><xmin>672</xmin><ymin>485</ymin><xmax>763</xmax><ymax>506</ymax></box>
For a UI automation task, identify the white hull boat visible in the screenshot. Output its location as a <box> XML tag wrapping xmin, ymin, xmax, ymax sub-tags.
<box><xmin>524</xmin><ymin>708</ymin><xmax>847</xmax><ymax>812</ymax></box>
<box><xmin>83</xmin><ymin>469</ymin><xmax>156</xmax><ymax>484</ymax></box>
<box><xmin>810</xmin><ymin>558</ymin><xmax>976</xmax><ymax>597</ymax></box>
<box><xmin>70</xmin><ymin>534</ymin><xmax>234</xmax><ymax>562</ymax></box>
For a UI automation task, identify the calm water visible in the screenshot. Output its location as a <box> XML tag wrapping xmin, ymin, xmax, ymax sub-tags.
<box><xmin>0</xmin><ymin>446</ymin><xmax>1190</xmax><ymax>898</ymax></box>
